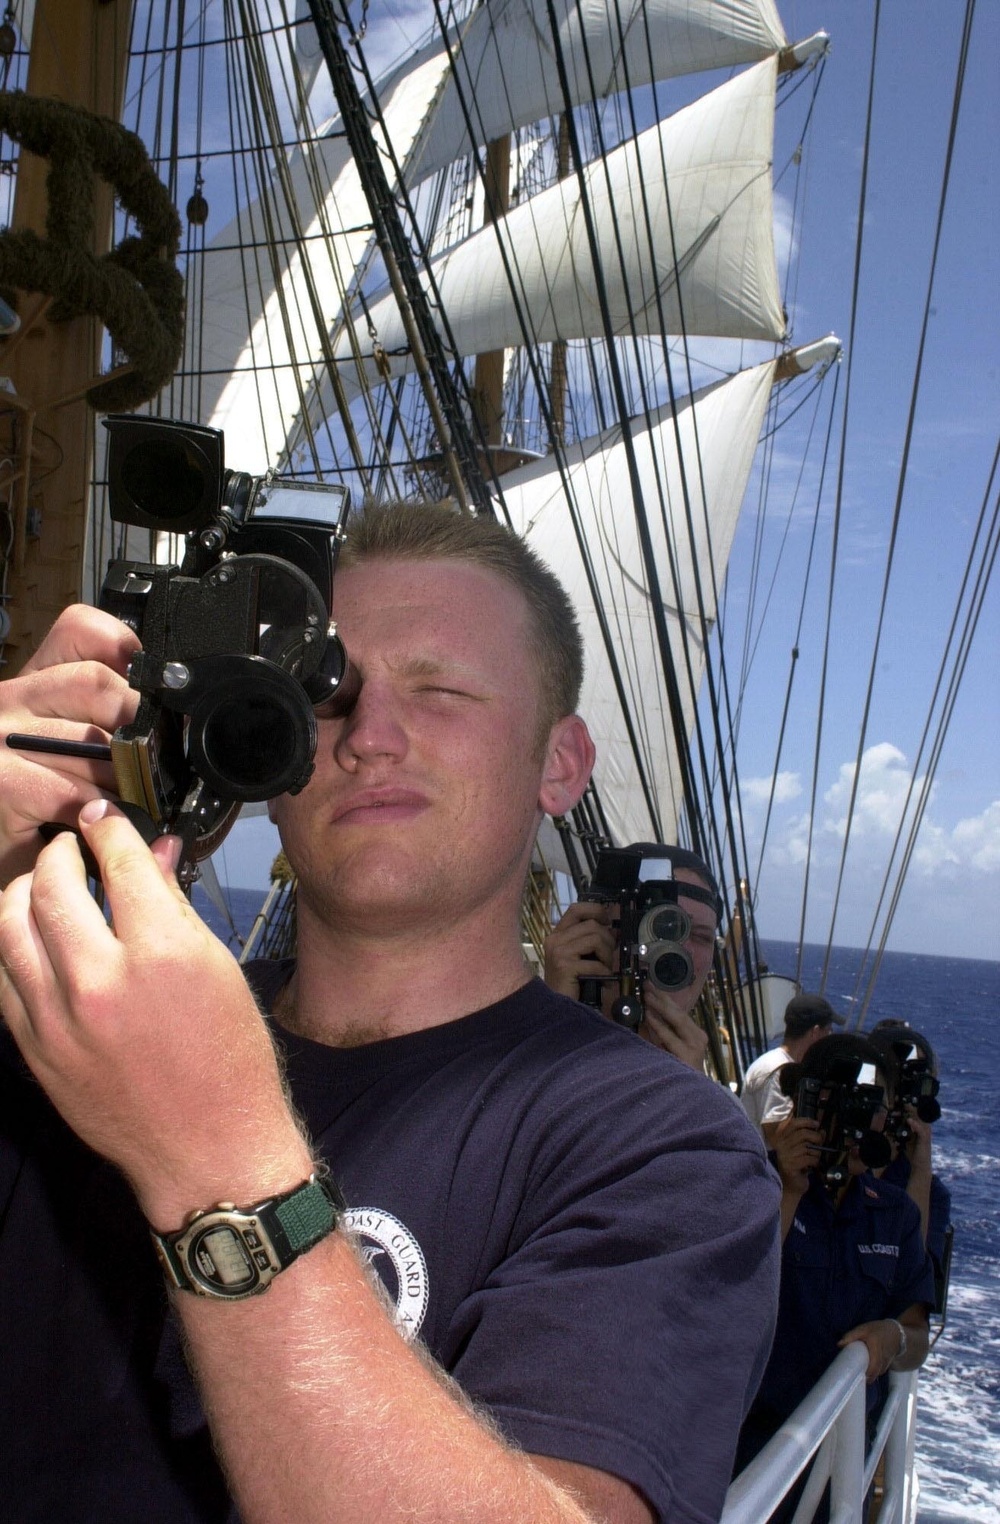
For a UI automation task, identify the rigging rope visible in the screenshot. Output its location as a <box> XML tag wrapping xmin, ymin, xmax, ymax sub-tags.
<box><xmin>851</xmin><ymin>433</ymin><xmax>1000</xmax><ymax>1023</ymax></box>
<box><xmin>819</xmin><ymin>0</ymin><xmax>978</xmax><ymax>978</ymax></box>
<box><xmin>794</xmin><ymin>0</ymin><xmax>882</xmax><ymax>987</ymax></box>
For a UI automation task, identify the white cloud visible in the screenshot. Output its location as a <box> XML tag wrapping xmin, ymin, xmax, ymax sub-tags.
<box><xmin>743</xmin><ymin>770</ymin><xmax>802</xmax><ymax>804</ymax></box>
<box><xmin>739</xmin><ymin>743</ymin><xmax>999</xmax><ymax>956</ymax></box>
<box><xmin>782</xmin><ymin>811</ymin><xmax>814</xmax><ymax>868</ymax></box>
<box><xmin>915</xmin><ymin>799</ymin><xmax>1000</xmax><ymax>875</ymax></box>
<box><xmin>822</xmin><ymin>742</ymin><xmax>930</xmax><ymax>841</ymax></box>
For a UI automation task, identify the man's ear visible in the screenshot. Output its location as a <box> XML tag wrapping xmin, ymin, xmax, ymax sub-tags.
<box><xmin>538</xmin><ymin>713</ymin><xmax>596</xmax><ymax>818</ymax></box>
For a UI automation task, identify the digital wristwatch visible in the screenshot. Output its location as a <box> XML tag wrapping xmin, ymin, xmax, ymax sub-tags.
<box><xmin>151</xmin><ymin>1173</ymin><xmax>344</xmax><ymax>1300</ymax></box>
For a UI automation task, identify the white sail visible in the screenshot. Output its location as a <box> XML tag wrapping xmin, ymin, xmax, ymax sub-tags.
<box><xmin>503</xmin><ymin>360</ymin><xmax>777</xmax><ymax>851</ymax></box>
<box><xmin>186</xmin><ymin>47</ymin><xmax>453</xmax><ymax>473</ymax></box>
<box><xmin>403</xmin><ymin>0</ymin><xmax>787</xmax><ymax>185</ymax></box>
<box><xmin>332</xmin><ymin>59</ymin><xmax>784</xmax><ymax>398</ymax></box>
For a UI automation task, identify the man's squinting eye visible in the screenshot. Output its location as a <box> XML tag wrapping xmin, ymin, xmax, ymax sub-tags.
<box><xmin>416</xmin><ymin>684</ymin><xmax>477</xmax><ymax>700</ymax></box>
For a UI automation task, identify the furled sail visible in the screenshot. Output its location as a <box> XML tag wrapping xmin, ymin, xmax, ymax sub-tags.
<box><xmin>331</xmin><ymin>59</ymin><xmax>785</xmax><ymax>398</ymax></box>
<box><xmin>503</xmin><ymin>359</ymin><xmax>777</xmax><ymax>851</ymax></box>
<box><xmin>402</xmin><ymin>0</ymin><xmax>787</xmax><ymax>186</ymax></box>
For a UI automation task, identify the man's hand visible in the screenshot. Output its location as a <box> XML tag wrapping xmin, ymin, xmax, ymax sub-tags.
<box><xmin>838</xmin><ymin>1319</ymin><xmax>908</xmax><ymax>1382</ymax></box>
<box><xmin>638</xmin><ymin>986</ymin><xmax>709</xmax><ymax>1071</ymax></box>
<box><xmin>902</xmin><ymin>1109</ymin><xmax>933</xmax><ymax>1173</ymax></box>
<box><xmin>0</xmin><ymin>799</ymin><xmax>311</xmax><ymax>1226</ymax></box>
<box><xmin>772</xmin><ymin>1116</ymin><xmax>823</xmax><ymax>1194</ymax></box>
<box><xmin>771</xmin><ymin>1116</ymin><xmax>822</xmax><ymax>1238</ymax></box>
<box><xmin>0</xmin><ymin>605</ymin><xmax>140</xmax><ymax>887</ymax></box>
<box><xmin>543</xmin><ymin>901</ymin><xmax>616</xmax><ymax>999</ymax></box>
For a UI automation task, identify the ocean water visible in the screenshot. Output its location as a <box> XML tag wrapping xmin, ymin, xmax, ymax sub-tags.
<box><xmin>193</xmin><ymin>888</ymin><xmax>999</xmax><ymax>1520</ymax></box>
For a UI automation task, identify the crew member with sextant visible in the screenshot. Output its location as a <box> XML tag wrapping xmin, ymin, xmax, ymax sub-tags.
<box><xmin>870</xmin><ymin>1020</ymin><xmax>953</xmax><ymax>1298</ymax></box>
<box><xmin>0</xmin><ymin>502</ymin><xmax>780</xmax><ymax>1524</ymax></box>
<box><xmin>735</xmin><ymin>1034</ymin><xmax>933</xmax><ymax>1519</ymax></box>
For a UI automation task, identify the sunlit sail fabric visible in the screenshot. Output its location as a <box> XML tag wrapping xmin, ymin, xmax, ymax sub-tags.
<box><xmin>403</xmin><ymin>0</ymin><xmax>787</xmax><ymax>185</ymax></box>
<box><xmin>187</xmin><ymin>47</ymin><xmax>453</xmax><ymax>473</ymax></box>
<box><xmin>502</xmin><ymin>360</ymin><xmax>776</xmax><ymax>850</ymax></box>
<box><xmin>333</xmin><ymin>60</ymin><xmax>785</xmax><ymax>398</ymax></box>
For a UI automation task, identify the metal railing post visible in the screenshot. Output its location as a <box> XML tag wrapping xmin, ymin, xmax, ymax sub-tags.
<box><xmin>722</xmin><ymin>1344</ymin><xmax>869</xmax><ymax>1524</ymax></box>
<box><xmin>828</xmin><ymin>1366</ymin><xmax>866</xmax><ymax>1524</ymax></box>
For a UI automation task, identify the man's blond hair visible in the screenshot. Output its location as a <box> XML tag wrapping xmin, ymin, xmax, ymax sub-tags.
<box><xmin>340</xmin><ymin>502</ymin><xmax>584</xmax><ymax>736</ymax></box>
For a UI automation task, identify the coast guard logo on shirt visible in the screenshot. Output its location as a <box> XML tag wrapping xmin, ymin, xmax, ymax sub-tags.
<box><xmin>858</xmin><ymin>1243</ymin><xmax>899</xmax><ymax>1257</ymax></box>
<box><xmin>344</xmin><ymin>1208</ymin><xmax>429</xmax><ymax>1340</ymax></box>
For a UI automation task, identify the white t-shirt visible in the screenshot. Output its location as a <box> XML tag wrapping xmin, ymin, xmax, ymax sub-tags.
<box><xmin>740</xmin><ymin>1045</ymin><xmax>794</xmax><ymax>1133</ymax></box>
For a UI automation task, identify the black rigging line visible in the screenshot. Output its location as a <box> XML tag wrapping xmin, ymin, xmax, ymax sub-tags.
<box><xmin>753</xmin><ymin>368</ymin><xmax>841</xmax><ymax>886</ymax></box>
<box><xmin>617</xmin><ymin>4</ymin><xmax>789</xmax><ymax>967</ymax></box>
<box><xmin>851</xmin><ymin>432</ymin><xmax>1000</xmax><ymax>1022</ymax></box>
<box><xmin>820</xmin><ymin>0</ymin><xmax>978</xmax><ymax>982</ymax></box>
<box><xmin>307</xmin><ymin>0</ymin><xmax>497</xmax><ymax>517</ymax></box>
<box><xmin>859</xmin><ymin>486</ymin><xmax>1000</xmax><ymax>1024</ymax></box>
<box><xmin>630</xmin><ymin>52</ymin><xmax>757</xmax><ymax>933</ymax></box>
<box><xmin>167</xmin><ymin>0</ymin><xmax>186</xmax><ymax>208</ymax></box>
<box><xmin>567</xmin><ymin>3</ymin><xmax>708</xmax><ymax>847</ymax></box>
<box><xmin>265</xmin><ymin>0</ymin><xmax>385</xmax><ymax>484</ymax></box>
<box><xmin>542</xmin><ymin>0</ymin><xmax>706</xmax><ymax>856</ymax></box>
<box><xmin>601</xmin><ymin>0</ymin><xmax>727</xmax><ymax>836</ymax></box>
<box><xmin>126</xmin><ymin>14</ymin><xmax>316</xmax><ymax>59</ymax></box>
<box><xmin>795</xmin><ymin>0</ymin><xmax>882</xmax><ymax>987</ymax></box>
<box><xmin>740</xmin><ymin>374</ymin><xmax>837</xmax><ymax>709</ymax></box>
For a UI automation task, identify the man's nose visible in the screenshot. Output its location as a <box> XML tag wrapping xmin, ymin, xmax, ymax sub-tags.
<box><xmin>333</xmin><ymin>679</ymin><xmax>408</xmax><ymax>767</ymax></box>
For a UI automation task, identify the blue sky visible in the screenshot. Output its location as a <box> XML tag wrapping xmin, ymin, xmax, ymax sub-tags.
<box><xmin>719</xmin><ymin>0</ymin><xmax>999</xmax><ymax>960</ymax></box>
<box><xmin>217</xmin><ymin>1</ymin><xmax>998</xmax><ymax>961</ymax></box>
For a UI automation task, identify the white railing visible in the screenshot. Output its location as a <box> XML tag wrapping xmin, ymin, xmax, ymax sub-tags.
<box><xmin>721</xmin><ymin>1344</ymin><xmax>920</xmax><ymax>1524</ymax></box>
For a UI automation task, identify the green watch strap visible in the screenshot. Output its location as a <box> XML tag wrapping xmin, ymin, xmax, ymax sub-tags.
<box><xmin>272</xmin><ymin>1175</ymin><xmax>341</xmax><ymax>1253</ymax></box>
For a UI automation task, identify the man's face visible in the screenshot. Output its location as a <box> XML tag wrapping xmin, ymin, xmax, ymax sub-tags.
<box><xmin>672</xmin><ymin>867</ymin><xmax>718</xmax><ymax>1011</ymax></box>
<box><xmin>271</xmin><ymin>557</ymin><xmax>590</xmax><ymax>935</ymax></box>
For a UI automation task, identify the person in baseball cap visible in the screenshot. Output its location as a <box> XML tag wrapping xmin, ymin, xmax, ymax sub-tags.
<box><xmin>741</xmin><ymin>992</ymin><xmax>845</xmax><ymax>1139</ymax></box>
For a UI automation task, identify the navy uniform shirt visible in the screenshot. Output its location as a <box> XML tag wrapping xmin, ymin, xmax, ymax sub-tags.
<box><xmin>753</xmin><ymin>1170</ymin><xmax>935</xmax><ymax>1424</ymax></box>
<box><xmin>1</xmin><ymin>975</ymin><xmax>780</xmax><ymax>1524</ymax></box>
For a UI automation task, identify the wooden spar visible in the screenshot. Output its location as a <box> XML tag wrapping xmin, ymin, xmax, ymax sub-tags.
<box><xmin>470</xmin><ymin>134</ymin><xmax>511</xmax><ymax>449</ymax></box>
<box><xmin>0</xmin><ymin>0</ymin><xmax>132</xmax><ymax>674</ymax></box>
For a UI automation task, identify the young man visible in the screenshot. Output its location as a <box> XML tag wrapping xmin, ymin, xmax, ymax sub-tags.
<box><xmin>740</xmin><ymin>993</ymin><xmax>845</xmax><ymax>1142</ymax></box>
<box><xmin>543</xmin><ymin>846</ymin><xmax>721</xmax><ymax>1070</ymax></box>
<box><xmin>0</xmin><ymin>504</ymin><xmax>779</xmax><ymax>1523</ymax></box>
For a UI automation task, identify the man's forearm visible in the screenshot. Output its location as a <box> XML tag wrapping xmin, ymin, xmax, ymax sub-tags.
<box><xmin>177</xmin><ymin>1229</ymin><xmax>594</xmax><ymax>1524</ymax></box>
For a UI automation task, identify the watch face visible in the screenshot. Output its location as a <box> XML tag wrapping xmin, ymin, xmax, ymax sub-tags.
<box><xmin>190</xmin><ymin>1223</ymin><xmax>262</xmax><ymax>1294</ymax></box>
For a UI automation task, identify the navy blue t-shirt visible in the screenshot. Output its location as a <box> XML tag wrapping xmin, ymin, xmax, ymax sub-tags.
<box><xmin>751</xmin><ymin>1170</ymin><xmax>934</xmax><ymax>1427</ymax></box>
<box><xmin>1</xmin><ymin>973</ymin><xmax>780</xmax><ymax>1524</ymax></box>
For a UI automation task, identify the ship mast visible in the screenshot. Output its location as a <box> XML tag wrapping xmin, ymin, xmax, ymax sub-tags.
<box><xmin>470</xmin><ymin>133</ymin><xmax>510</xmax><ymax>454</ymax></box>
<box><xmin>0</xmin><ymin>0</ymin><xmax>133</xmax><ymax>673</ymax></box>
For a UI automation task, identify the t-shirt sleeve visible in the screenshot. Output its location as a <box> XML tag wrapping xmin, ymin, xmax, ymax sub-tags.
<box><xmin>759</xmin><ymin>1069</ymin><xmax>793</xmax><ymax>1126</ymax></box>
<box><xmin>441</xmin><ymin>1057</ymin><xmax>781</xmax><ymax>1524</ymax></box>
